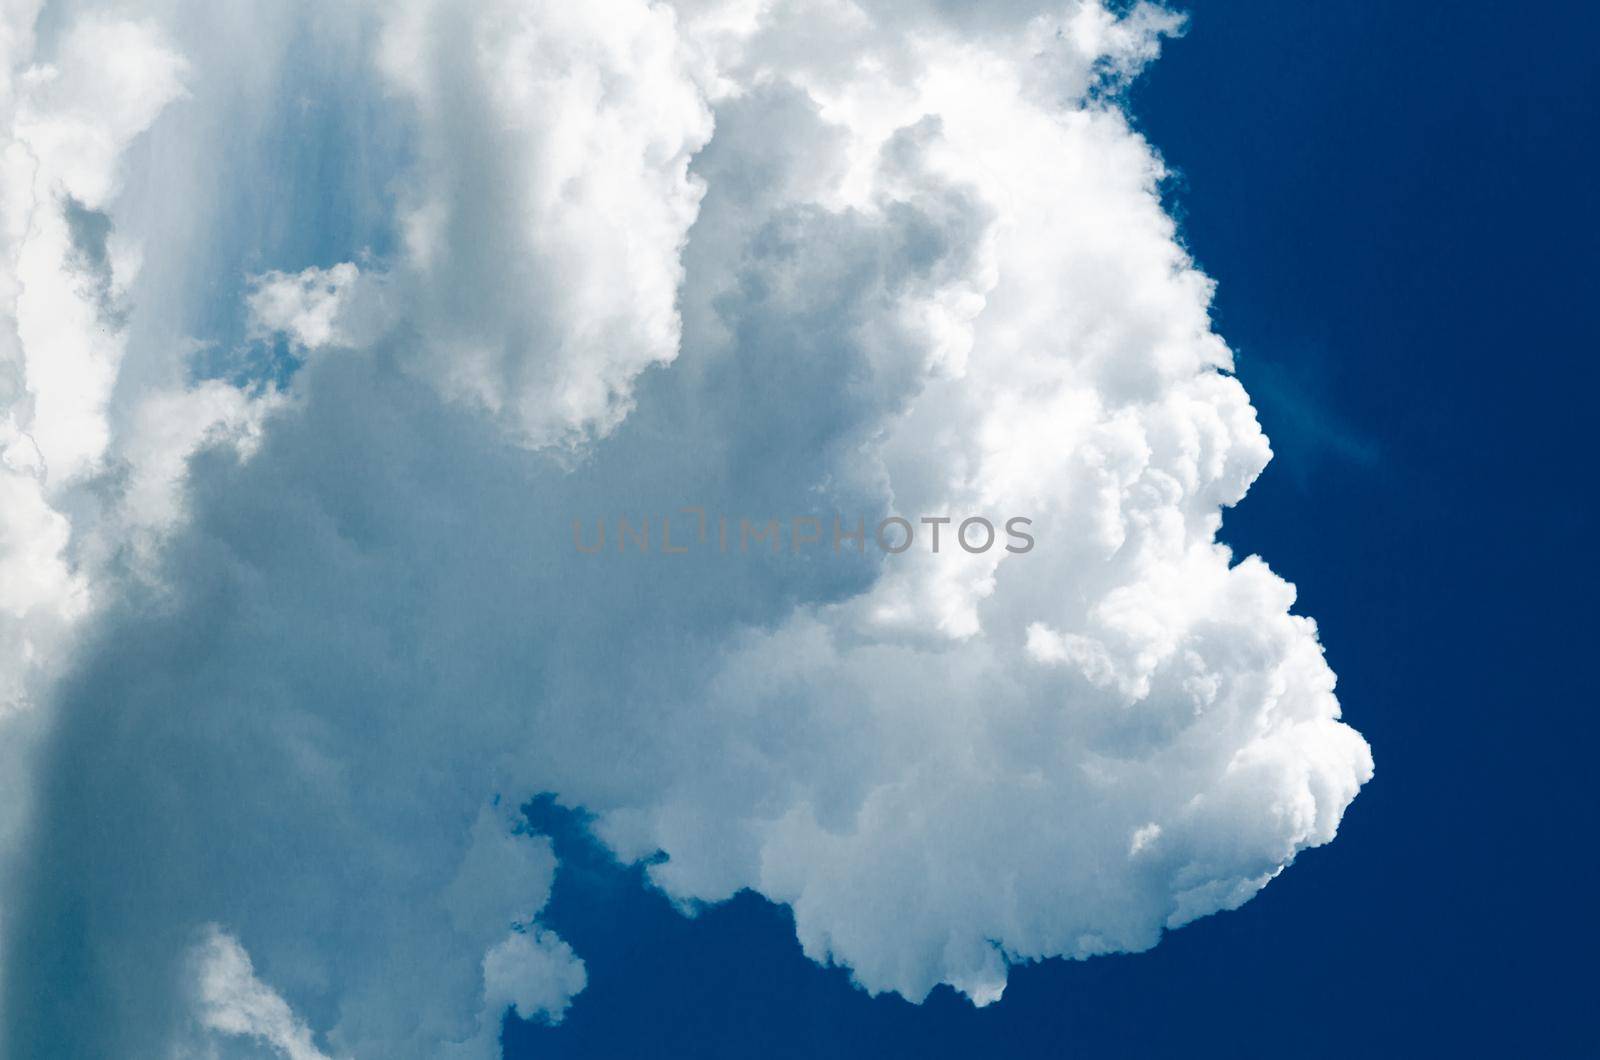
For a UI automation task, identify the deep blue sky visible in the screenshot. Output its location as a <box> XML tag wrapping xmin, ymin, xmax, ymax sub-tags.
<box><xmin>509</xmin><ymin>4</ymin><xmax>1599</xmax><ymax>1055</ymax></box>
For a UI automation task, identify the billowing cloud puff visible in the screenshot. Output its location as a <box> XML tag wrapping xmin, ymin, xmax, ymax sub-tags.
<box><xmin>377</xmin><ymin>0</ymin><xmax>714</xmax><ymax>445</ymax></box>
<box><xmin>0</xmin><ymin>1</ymin><xmax>1372</xmax><ymax>1056</ymax></box>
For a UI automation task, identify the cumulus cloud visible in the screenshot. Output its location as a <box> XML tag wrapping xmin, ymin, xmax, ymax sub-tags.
<box><xmin>0</xmin><ymin>0</ymin><xmax>1372</xmax><ymax>1055</ymax></box>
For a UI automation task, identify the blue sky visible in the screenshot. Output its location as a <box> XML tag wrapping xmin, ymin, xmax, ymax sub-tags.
<box><xmin>503</xmin><ymin>4</ymin><xmax>1600</xmax><ymax>1055</ymax></box>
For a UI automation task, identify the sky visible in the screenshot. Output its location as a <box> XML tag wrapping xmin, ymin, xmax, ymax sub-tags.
<box><xmin>0</xmin><ymin>1</ymin><xmax>1594</xmax><ymax>1057</ymax></box>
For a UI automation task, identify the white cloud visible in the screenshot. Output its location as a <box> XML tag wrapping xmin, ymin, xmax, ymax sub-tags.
<box><xmin>377</xmin><ymin>0</ymin><xmax>714</xmax><ymax>446</ymax></box>
<box><xmin>246</xmin><ymin>264</ymin><xmax>362</xmax><ymax>351</ymax></box>
<box><xmin>190</xmin><ymin>926</ymin><xmax>334</xmax><ymax>1060</ymax></box>
<box><xmin>0</xmin><ymin>0</ymin><xmax>1372</xmax><ymax>1053</ymax></box>
<box><xmin>9</xmin><ymin>15</ymin><xmax>187</xmax><ymax>484</ymax></box>
<box><xmin>481</xmin><ymin>930</ymin><xmax>587</xmax><ymax>1027</ymax></box>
